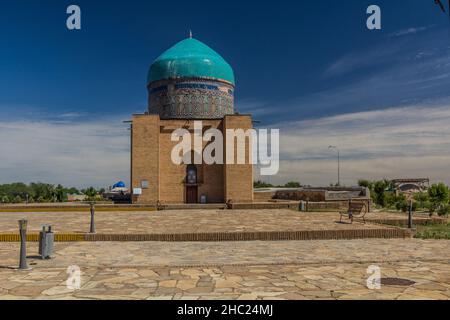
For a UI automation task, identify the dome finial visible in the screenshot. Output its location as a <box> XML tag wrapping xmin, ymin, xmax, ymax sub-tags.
<box><xmin>189</xmin><ymin>30</ymin><xmax>193</xmax><ymax>39</ymax></box>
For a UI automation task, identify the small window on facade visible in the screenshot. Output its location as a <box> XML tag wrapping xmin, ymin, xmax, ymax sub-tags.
<box><xmin>186</xmin><ymin>165</ymin><xmax>197</xmax><ymax>185</ymax></box>
<box><xmin>141</xmin><ymin>180</ymin><xmax>149</xmax><ymax>189</ymax></box>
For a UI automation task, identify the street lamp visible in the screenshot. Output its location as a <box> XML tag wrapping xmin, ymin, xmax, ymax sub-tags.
<box><xmin>328</xmin><ymin>145</ymin><xmax>340</xmax><ymax>186</ymax></box>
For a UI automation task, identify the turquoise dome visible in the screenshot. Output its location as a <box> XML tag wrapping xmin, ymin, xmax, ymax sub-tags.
<box><xmin>148</xmin><ymin>38</ymin><xmax>235</xmax><ymax>85</ymax></box>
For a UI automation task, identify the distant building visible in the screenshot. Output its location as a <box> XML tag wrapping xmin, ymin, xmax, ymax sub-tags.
<box><xmin>67</xmin><ymin>194</ymin><xmax>87</xmax><ymax>202</ymax></box>
<box><xmin>392</xmin><ymin>178</ymin><xmax>430</xmax><ymax>195</ymax></box>
<box><xmin>254</xmin><ymin>186</ymin><xmax>372</xmax><ymax>211</ymax></box>
<box><xmin>111</xmin><ymin>181</ymin><xmax>128</xmax><ymax>193</ymax></box>
<box><xmin>103</xmin><ymin>181</ymin><xmax>130</xmax><ymax>204</ymax></box>
<box><xmin>254</xmin><ymin>186</ymin><xmax>371</xmax><ymax>202</ymax></box>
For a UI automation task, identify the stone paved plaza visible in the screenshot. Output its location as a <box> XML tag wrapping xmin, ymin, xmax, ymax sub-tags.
<box><xmin>1</xmin><ymin>239</ymin><xmax>450</xmax><ymax>300</ymax></box>
<box><xmin>0</xmin><ymin>208</ymin><xmax>448</xmax><ymax>300</ymax></box>
<box><xmin>0</xmin><ymin>209</ymin><xmax>392</xmax><ymax>234</ymax></box>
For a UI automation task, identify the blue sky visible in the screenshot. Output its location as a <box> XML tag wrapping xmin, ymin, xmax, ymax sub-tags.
<box><xmin>1</xmin><ymin>0</ymin><xmax>450</xmax><ymax>187</ymax></box>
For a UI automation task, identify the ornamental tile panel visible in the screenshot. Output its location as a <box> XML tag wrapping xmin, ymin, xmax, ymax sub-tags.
<box><xmin>148</xmin><ymin>78</ymin><xmax>234</xmax><ymax>119</ymax></box>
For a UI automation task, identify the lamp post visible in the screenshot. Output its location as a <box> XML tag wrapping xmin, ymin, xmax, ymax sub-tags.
<box><xmin>328</xmin><ymin>145</ymin><xmax>340</xmax><ymax>186</ymax></box>
<box><xmin>89</xmin><ymin>202</ymin><xmax>96</xmax><ymax>234</ymax></box>
<box><xmin>18</xmin><ymin>219</ymin><xmax>29</xmax><ymax>270</ymax></box>
<box><xmin>408</xmin><ymin>199</ymin><xmax>413</xmax><ymax>229</ymax></box>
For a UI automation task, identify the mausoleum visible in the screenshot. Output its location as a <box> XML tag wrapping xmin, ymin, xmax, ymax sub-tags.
<box><xmin>131</xmin><ymin>36</ymin><xmax>254</xmax><ymax>204</ymax></box>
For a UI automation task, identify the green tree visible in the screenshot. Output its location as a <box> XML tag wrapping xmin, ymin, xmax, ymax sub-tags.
<box><xmin>393</xmin><ymin>194</ymin><xmax>417</xmax><ymax>212</ymax></box>
<box><xmin>383</xmin><ymin>192</ymin><xmax>397</xmax><ymax>208</ymax></box>
<box><xmin>29</xmin><ymin>183</ymin><xmax>56</xmax><ymax>202</ymax></box>
<box><xmin>64</xmin><ymin>187</ymin><xmax>80</xmax><ymax>195</ymax></box>
<box><xmin>83</xmin><ymin>187</ymin><xmax>98</xmax><ymax>201</ymax></box>
<box><xmin>373</xmin><ymin>180</ymin><xmax>390</xmax><ymax>207</ymax></box>
<box><xmin>428</xmin><ymin>183</ymin><xmax>450</xmax><ymax>216</ymax></box>
<box><xmin>283</xmin><ymin>181</ymin><xmax>301</xmax><ymax>188</ymax></box>
<box><xmin>358</xmin><ymin>179</ymin><xmax>396</xmax><ymax>208</ymax></box>
<box><xmin>413</xmin><ymin>192</ymin><xmax>429</xmax><ymax>210</ymax></box>
<box><xmin>55</xmin><ymin>184</ymin><xmax>68</xmax><ymax>202</ymax></box>
<box><xmin>253</xmin><ymin>180</ymin><xmax>274</xmax><ymax>189</ymax></box>
<box><xmin>358</xmin><ymin>179</ymin><xmax>373</xmax><ymax>190</ymax></box>
<box><xmin>13</xmin><ymin>195</ymin><xmax>23</xmax><ymax>203</ymax></box>
<box><xmin>437</xmin><ymin>205</ymin><xmax>450</xmax><ymax>216</ymax></box>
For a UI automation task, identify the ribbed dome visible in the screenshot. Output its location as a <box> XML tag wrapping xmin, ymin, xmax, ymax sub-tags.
<box><xmin>147</xmin><ymin>38</ymin><xmax>235</xmax><ymax>85</ymax></box>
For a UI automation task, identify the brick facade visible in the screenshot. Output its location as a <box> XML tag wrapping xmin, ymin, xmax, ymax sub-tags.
<box><xmin>130</xmin><ymin>115</ymin><xmax>160</xmax><ymax>204</ymax></box>
<box><xmin>223</xmin><ymin>115</ymin><xmax>254</xmax><ymax>203</ymax></box>
<box><xmin>131</xmin><ymin>115</ymin><xmax>254</xmax><ymax>204</ymax></box>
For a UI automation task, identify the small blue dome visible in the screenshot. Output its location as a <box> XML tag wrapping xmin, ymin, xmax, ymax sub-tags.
<box><xmin>113</xmin><ymin>181</ymin><xmax>126</xmax><ymax>188</ymax></box>
<box><xmin>148</xmin><ymin>38</ymin><xmax>235</xmax><ymax>85</ymax></box>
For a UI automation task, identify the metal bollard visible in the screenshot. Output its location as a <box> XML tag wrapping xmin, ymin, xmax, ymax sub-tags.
<box><xmin>89</xmin><ymin>202</ymin><xmax>96</xmax><ymax>233</ymax></box>
<box><xmin>18</xmin><ymin>219</ymin><xmax>29</xmax><ymax>270</ymax></box>
<box><xmin>408</xmin><ymin>200</ymin><xmax>413</xmax><ymax>229</ymax></box>
<box><xmin>39</xmin><ymin>225</ymin><xmax>54</xmax><ymax>259</ymax></box>
<box><xmin>299</xmin><ymin>201</ymin><xmax>306</xmax><ymax>212</ymax></box>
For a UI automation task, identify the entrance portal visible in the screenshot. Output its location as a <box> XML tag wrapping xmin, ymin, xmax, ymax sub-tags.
<box><xmin>185</xmin><ymin>164</ymin><xmax>198</xmax><ymax>203</ymax></box>
<box><xmin>186</xmin><ymin>186</ymin><xmax>198</xmax><ymax>203</ymax></box>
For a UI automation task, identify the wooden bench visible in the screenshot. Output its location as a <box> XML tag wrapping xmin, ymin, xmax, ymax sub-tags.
<box><xmin>340</xmin><ymin>200</ymin><xmax>367</xmax><ymax>224</ymax></box>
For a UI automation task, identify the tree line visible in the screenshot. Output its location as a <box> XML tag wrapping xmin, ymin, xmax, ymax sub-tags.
<box><xmin>254</xmin><ymin>180</ymin><xmax>302</xmax><ymax>189</ymax></box>
<box><xmin>358</xmin><ymin>179</ymin><xmax>450</xmax><ymax>216</ymax></box>
<box><xmin>0</xmin><ymin>182</ymin><xmax>105</xmax><ymax>203</ymax></box>
<box><xmin>253</xmin><ymin>179</ymin><xmax>449</xmax><ymax>216</ymax></box>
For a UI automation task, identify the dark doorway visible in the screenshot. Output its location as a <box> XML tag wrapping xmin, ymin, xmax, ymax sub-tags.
<box><xmin>186</xmin><ymin>164</ymin><xmax>198</xmax><ymax>203</ymax></box>
<box><xmin>186</xmin><ymin>186</ymin><xmax>198</xmax><ymax>204</ymax></box>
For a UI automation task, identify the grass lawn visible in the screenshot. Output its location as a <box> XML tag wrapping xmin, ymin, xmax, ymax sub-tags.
<box><xmin>415</xmin><ymin>222</ymin><xmax>450</xmax><ymax>239</ymax></box>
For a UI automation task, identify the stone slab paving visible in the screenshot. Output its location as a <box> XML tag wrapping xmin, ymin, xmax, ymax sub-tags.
<box><xmin>0</xmin><ymin>210</ymin><xmax>390</xmax><ymax>234</ymax></box>
<box><xmin>1</xmin><ymin>239</ymin><xmax>449</xmax><ymax>267</ymax></box>
<box><xmin>0</xmin><ymin>239</ymin><xmax>449</xmax><ymax>300</ymax></box>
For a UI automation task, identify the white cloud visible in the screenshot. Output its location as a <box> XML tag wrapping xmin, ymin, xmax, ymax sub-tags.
<box><xmin>255</xmin><ymin>104</ymin><xmax>450</xmax><ymax>186</ymax></box>
<box><xmin>1</xmin><ymin>105</ymin><xmax>449</xmax><ymax>188</ymax></box>
<box><xmin>389</xmin><ymin>25</ymin><xmax>434</xmax><ymax>37</ymax></box>
<box><xmin>324</xmin><ymin>44</ymin><xmax>401</xmax><ymax>77</ymax></box>
<box><xmin>0</xmin><ymin>117</ymin><xmax>130</xmax><ymax>188</ymax></box>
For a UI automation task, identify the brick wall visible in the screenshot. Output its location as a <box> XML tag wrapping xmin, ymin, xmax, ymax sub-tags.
<box><xmin>131</xmin><ymin>114</ymin><xmax>160</xmax><ymax>204</ymax></box>
<box><xmin>132</xmin><ymin>114</ymin><xmax>254</xmax><ymax>204</ymax></box>
<box><xmin>223</xmin><ymin>115</ymin><xmax>254</xmax><ymax>203</ymax></box>
<box><xmin>275</xmin><ymin>190</ymin><xmax>326</xmax><ymax>202</ymax></box>
<box><xmin>132</xmin><ymin>116</ymin><xmax>229</xmax><ymax>204</ymax></box>
<box><xmin>253</xmin><ymin>191</ymin><xmax>276</xmax><ymax>202</ymax></box>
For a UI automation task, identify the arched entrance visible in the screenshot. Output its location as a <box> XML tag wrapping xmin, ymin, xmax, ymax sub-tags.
<box><xmin>185</xmin><ymin>164</ymin><xmax>198</xmax><ymax>203</ymax></box>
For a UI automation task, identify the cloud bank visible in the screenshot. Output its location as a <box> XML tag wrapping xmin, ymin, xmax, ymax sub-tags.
<box><xmin>254</xmin><ymin>103</ymin><xmax>450</xmax><ymax>186</ymax></box>
<box><xmin>0</xmin><ymin>117</ymin><xmax>130</xmax><ymax>188</ymax></box>
<box><xmin>1</xmin><ymin>104</ymin><xmax>449</xmax><ymax>188</ymax></box>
